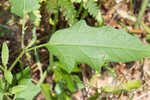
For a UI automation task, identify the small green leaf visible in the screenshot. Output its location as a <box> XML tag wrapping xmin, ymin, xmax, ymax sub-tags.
<box><xmin>1</xmin><ymin>42</ymin><xmax>9</xmax><ymax>67</ymax></box>
<box><xmin>123</xmin><ymin>80</ymin><xmax>142</xmax><ymax>91</ymax></box>
<box><xmin>47</xmin><ymin>20</ymin><xmax>150</xmax><ymax>72</ymax></box>
<box><xmin>4</xmin><ymin>70</ymin><xmax>13</xmax><ymax>84</ymax></box>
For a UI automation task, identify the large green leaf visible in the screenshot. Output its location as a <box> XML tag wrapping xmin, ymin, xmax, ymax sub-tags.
<box><xmin>9</xmin><ymin>0</ymin><xmax>40</xmax><ymax>17</ymax></box>
<box><xmin>47</xmin><ymin>20</ymin><xmax>150</xmax><ymax>72</ymax></box>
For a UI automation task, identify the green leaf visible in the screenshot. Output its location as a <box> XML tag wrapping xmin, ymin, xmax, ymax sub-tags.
<box><xmin>73</xmin><ymin>75</ymin><xmax>84</xmax><ymax>89</ymax></box>
<box><xmin>9</xmin><ymin>0</ymin><xmax>40</xmax><ymax>17</ymax></box>
<box><xmin>1</xmin><ymin>42</ymin><xmax>9</xmax><ymax>67</ymax></box>
<box><xmin>47</xmin><ymin>20</ymin><xmax>150</xmax><ymax>72</ymax></box>
<box><xmin>0</xmin><ymin>78</ymin><xmax>5</xmax><ymax>91</ymax></box>
<box><xmin>46</xmin><ymin>0</ymin><xmax>58</xmax><ymax>14</ymax></box>
<box><xmin>14</xmin><ymin>79</ymin><xmax>41</xmax><ymax>100</ymax></box>
<box><xmin>40</xmin><ymin>84</ymin><xmax>52</xmax><ymax>100</ymax></box>
<box><xmin>64</xmin><ymin>74</ymin><xmax>75</xmax><ymax>92</ymax></box>
<box><xmin>84</xmin><ymin>0</ymin><xmax>103</xmax><ymax>25</ymax></box>
<box><xmin>123</xmin><ymin>80</ymin><xmax>142</xmax><ymax>91</ymax></box>
<box><xmin>29</xmin><ymin>10</ymin><xmax>41</xmax><ymax>27</ymax></box>
<box><xmin>14</xmin><ymin>68</ymin><xmax>40</xmax><ymax>100</ymax></box>
<box><xmin>11</xmin><ymin>85</ymin><xmax>26</xmax><ymax>94</ymax></box>
<box><xmin>4</xmin><ymin>70</ymin><xmax>13</xmax><ymax>84</ymax></box>
<box><xmin>16</xmin><ymin>67</ymin><xmax>30</xmax><ymax>81</ymax></box>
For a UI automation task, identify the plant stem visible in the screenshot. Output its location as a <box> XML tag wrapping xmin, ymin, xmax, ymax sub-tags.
<box><xmin>38</xmin><ymin>70</ymin><xmax>48</xmax><ymax>84</ymax></box>
<box><xmin>26</xmin><ymin>43</ymin><xmax>49</xmax><ymax>52</ymax></box>
<box><xmin>9</xmin><ymin>43</ymin><xmax>50</xmax><ymax>71</ymax></box>
<box><xmin>21</xmin><ymin>15</ymin><xmax>26</xmax><ymax>49</ymax></box>
<box><xmin>129</xmin><ymin>0</ymin><xmax>133</xmax><ymax>15</ymax></box>
<box><xmin>9</xmin><ymin>50</ymin><xmax>25</xmax><ymax>71</ymax></box>
<box><xmin>50</xmin><ymin>53</ymin><xmax>54</xmax><ymax>67</ymax></box>
<box><xmin>38</xmin><ymin>62</ymin><xmax>53</xmax><ymax>84</ymax></box>
<box><xmin>76</xmin><ymin>0</ymin><xmax>83</xmax><ymax>18</ymax></box>
<box><xmin>134</xmin><ymin>0</ymin><xmax>149</xmax><ymax>29</ymax></box>
<box><xmin>34</xmin><ymin>49</ymin><xmax>43</xmax><ymax>78</ymax></box>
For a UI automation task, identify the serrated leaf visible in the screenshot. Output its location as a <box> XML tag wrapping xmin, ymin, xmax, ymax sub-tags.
<box><xmin>58</xmin><ymin>0</ymin><xmax>77</xmax><ymax>25</ymax></box>
<box><xmin>47</xmin><ymin>20</ymin><xmax>150</xmax><ymax>72</ymax></box>
<box><xmin>1</xmin><ymin>42</ymin><xmax>9</xmax><ymax>67</ymax></box>
<box><xmin>9</xmin><ymin>0</ymin><xmax>40</xmax><ymax>17</ymax></box>
<box><xmin>84</xmin><ymin>0</ymin><xmax>103</xmax><ymax>24</ymax></box>
<box><xmin>29</xmin><ymin>10</ymin><xmax>41</xmax><ymax>27</ymax></box>
<box><xmin>4</xmin><ymin>70</ymin><xmax>13</xmax><ymax>84</ymax></box>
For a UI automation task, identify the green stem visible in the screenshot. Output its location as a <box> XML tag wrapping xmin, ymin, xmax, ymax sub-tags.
<box><xmin>129</xmin><ymin>0</ymin><xmax>133</xmax><ymax>15</ymax></box>
<box><xmin>134</xmin><ymin>0</ymin><xmax>149</xmax><ymax>29</ymax></box>
<box><xmin>38</xmin><ymin>70</ymin><xmax>48</xmax><ymax>84</ymax></box>
<box><xmin>9</xmin><ymin>43</ymin><xmax>50</xmax><ymax>71</ymax></box>
<box><xmin>34</xmin><ymin>48</ymin><xmax>43</xmax><ymax>77</ymax></box>
<box><xmin>26</xmin><ymin>43</ymin><xmax>49</xmax><ymax>52</ymax></box>
<box><xmin>9</xmin><ymin>50</ymin><xmax>25</xmax><ymax>71</ymax></box>
<box><xmin>76</xmin><ymin>0</ymin><xmax>83</xmax><ymax>18</ymax></box>
<box><xmin>21</xmin><ymin>1</ymin><xmax>26</xmax><ymax>49</ymax></box>
<box><xmin>38</xmin><ymin>63</ymin><xmax>53</xmax><ymax>84</ymax></box>
<box><xmin>21</xmin><ymin>14</ymin><xmax>26</xmax><ymax>49</ymax></box>
<box><xmin>38</xmin><ymin>46</ymin><xmax>54</xmax><ymax>84</ymax></box>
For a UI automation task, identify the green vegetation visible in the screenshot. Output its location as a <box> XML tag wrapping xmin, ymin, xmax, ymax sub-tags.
<box><xmin>0</xmin><ymin>0</ymin><xmax>150</xmax><ymax>100</ymax></box>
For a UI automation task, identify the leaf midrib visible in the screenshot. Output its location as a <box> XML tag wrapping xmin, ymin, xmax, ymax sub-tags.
<box><xmin>51</xmin><ymin>42</ymin><xmax>150</xmax><ymax>53</ymax></box>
